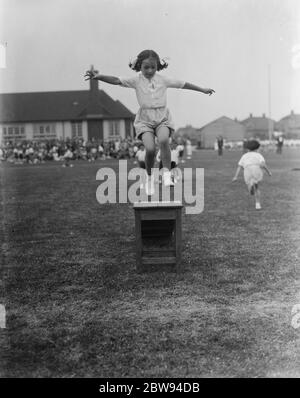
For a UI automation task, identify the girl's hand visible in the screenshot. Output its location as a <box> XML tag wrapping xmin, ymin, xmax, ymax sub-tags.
<box><xmin>203</xmin><ymin>88</ymin><xmax>215</xmax><ymax>96</ymax></box>
<box><xmin>84</xmin><ymin>70</ymin><xmax>98</xmax><ymax>81</ymax></box>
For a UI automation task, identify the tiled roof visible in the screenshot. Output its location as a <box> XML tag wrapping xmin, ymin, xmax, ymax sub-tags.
<box><xmin>278</xmin><ymin>112</ymin><xmax>300</xmax><ymax>125</ymax></box>
<box><xmin>0</xmin><ymin>89</ymin><xmax>134</xmax><ymax>123</ymax></box>
<box><xmin>240</xmin><ymin>115</ymin><xmax>276</xmax><ymax>130</ymax></box>
<box><xmin>199</xmin><ymin>116</ymin><xmax>243</xmax><ymax>131</ymax></box>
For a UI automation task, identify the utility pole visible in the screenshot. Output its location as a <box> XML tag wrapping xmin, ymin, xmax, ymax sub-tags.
<box><xmin>268</xmin><ymin>64</ymin><xmax>273</xmax><ymax>141</ymax></box>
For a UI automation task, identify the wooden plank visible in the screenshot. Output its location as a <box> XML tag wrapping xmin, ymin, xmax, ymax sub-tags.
<box><xmin>142</xmin><ymin>256</ymin><xmax>176</xmax><ymax>265</ymax></box>
<box><xmin>133</xmin><ymin>201</ymin><xmax>183</xmax><ymax>273</ymax></box>
<box><xmin>140</xmin><ymin>211</ymin><xmax>176</xmax><ymax>220</ymax></box>
<box><xmin>134</xmin><ymin>201</ymin><xmax>183</xmax><ymax>209</ymax></box>
<box><xmin>142</xmin><ymin>249</ymin><xmax>176</xmax><ymax>256</ymax></box>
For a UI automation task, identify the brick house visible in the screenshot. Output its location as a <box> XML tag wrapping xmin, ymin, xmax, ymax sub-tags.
<box><xmin>276</xmin><ymin>110</ymin><xmax>300</xmax><ymax>138</ymax></box>
<box><xmin>196</xmin><ymin>116</ymin><xmax>246</xmax><ymax>148</ymax></box>
<box><xmin>240</xmin><ymin>113</ymin><xmax>277</xmax><ymax>140</ymax></box>
<box><xmin>0</xmin><ymin>67</ymin><xmax>135</xmax><ymax>145</ymax></box>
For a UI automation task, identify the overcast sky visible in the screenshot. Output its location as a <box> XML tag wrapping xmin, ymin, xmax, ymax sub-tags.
<box><xmin>0</xmin><ymin>0</ymin><xmax>299</xmax><ymax>128</ymax></box>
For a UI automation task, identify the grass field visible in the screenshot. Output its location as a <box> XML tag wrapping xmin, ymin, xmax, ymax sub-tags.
<box><xmin>1</xmin><ymin>148</ymin><xmax>300</xmax><ymax>378</ymax></box>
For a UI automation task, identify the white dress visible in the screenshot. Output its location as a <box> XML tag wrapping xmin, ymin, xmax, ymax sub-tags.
<box><xmin>238</xmin><ymin>151</ymin><xmax>266</xmax><ymax>188</ymax></box>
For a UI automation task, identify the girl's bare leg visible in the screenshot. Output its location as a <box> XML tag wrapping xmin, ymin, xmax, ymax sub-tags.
<box><xmin>141</xmin><ymin>132</ymin><xmax>156</xmax><ymax>176</ymax></box>
<box><xmin>156</xmin><ymin>127</ymin><xmax>174</xmax><ymax>186</ymax></box>
<box><xmin>156</xmin><ymin>126</ymin><xmax>171</xmax><ymax>171</ymax></box>
<box><xmin>254</xmin><ymin>184</ymin><xmax>261</xmax><ymax>209</ymax></box>
<box><xmin>141</xmin><ymin>132</ymin><xmax>156</xmax><ymax>195</ymax></box>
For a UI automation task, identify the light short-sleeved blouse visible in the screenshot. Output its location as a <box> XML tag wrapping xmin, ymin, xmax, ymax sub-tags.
<box><xmin>119</xmin><ymin>73</ymin><xmax>185</xmax><ymax>109</ymax></box>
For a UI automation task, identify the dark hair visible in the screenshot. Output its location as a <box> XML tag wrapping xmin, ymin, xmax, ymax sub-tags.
<box><xmin>129</xmin><ymin>50</ymin><xmax>168</xmax><ymax>72</ymax></box>
<box><xmin>247</xmin><ymin>140</ymin><xmax>260</xmax><ymax>151</ymax></box>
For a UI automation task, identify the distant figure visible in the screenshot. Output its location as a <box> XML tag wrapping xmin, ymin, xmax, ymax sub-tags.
<box><xmin>232</xmin><ymin>140</ymin><xmax>272</xmax><ymax>210</ymax></box>
<box><xmin>176</xmin><ymin>142</ymin><xmax>185</xmax><ymax>163</ymax></box>
<box><xmin>276</xmin><ymin>135</ymin><xmax>284</xmax><ymax>154</ymax></box>
<box><xmin>98</xmin><ymin>143</ymin><xmax>104</xmax><ymax>159</ymax></box>
<box><xmin>217</xmin><ymin>135</ymin><xmax>224</xmax><ymax>156</ymax></box>
<box><xmin>186</xmin><ymin>139</ymin><xmax>192</xmax><ymax>159</ymax></box>
<box><xmin>214</xmin><ymin>140</ymin><xmax>218</xmax><ymax>151</ymax></box>
<box><xmin>62</xmin><ymin>147</ymin><xmax>74</xmax><ymax>167</ymax></box>
<box><xmin>135</xmin><ymin>144</ymin><xmax>146</xmax><ymax>170</ymax></box>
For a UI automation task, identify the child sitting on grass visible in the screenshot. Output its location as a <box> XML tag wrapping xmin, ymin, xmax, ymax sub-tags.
<box><xmin>232</xmin><ymin>139</ymin><xmax>272</xmax><ymax>210</ymax></box>
<box><xmin>62</xmin><ymin>147</ymin><xmax>74</xmax><ymax>167</ymax></box>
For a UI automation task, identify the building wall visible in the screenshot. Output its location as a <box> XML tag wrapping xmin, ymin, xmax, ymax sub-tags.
<box><xmin>200</xmin><ymin>118</ymin><xmax>245</xmax><ymax>148</ymax></box>
<box><xmin>0</xmin><ymin>120</ymin><xmax>89</xmax><ymax>144</ymax></box>
<box><xmin>125</xmin><ymin>119</ymin><xmax>134</xmax><ymax>138</ymax></box>
<box><xmin>244</xmin><ymin>129</ymin><xmax>270</xmax><ymax>140</ymax></box>
<box><xmin>277</xmin><ymin>114</ymin><xmax>300</xmax><ymax>138</ymax></box>
<box><xmin>103</xmin><ymin>119</ymin><xmax>126</xmax><ymax>141</ymax></box>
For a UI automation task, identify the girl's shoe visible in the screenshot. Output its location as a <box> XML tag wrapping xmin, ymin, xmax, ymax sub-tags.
<box><xmin>255</xmin><ymin>203</ymin><xmax>262</xmax><ymax>210</ymax></box>
<box><xmin>163</xmin><ymin>171</ymin><xmax>175</xmax><ymax>187</ymax></box>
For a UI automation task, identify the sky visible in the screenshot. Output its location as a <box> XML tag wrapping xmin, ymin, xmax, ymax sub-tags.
<box><xmin>0</xmin><ymin>0</ymin><xmax>299</xmax><ymax>128</ymax></box>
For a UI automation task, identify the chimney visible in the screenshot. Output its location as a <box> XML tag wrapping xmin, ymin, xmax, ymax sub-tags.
<box><xmin>249</xmin><ymin>113</ymin><xmax>253</xmax><ymax>118</ymax></box>
<box><xmin>86</xmin><ymin>65</ymin><xmax>100</xmax><ymax>115</ymax></box>
<box><xmin>291</xmin><ymin>110</ymin><xmax>294</xmax><ymax>115</ymax></box>
<box><xmin>262</xmin><ymin>113</ymin><xmax>266</xmax><ymax>118</ymax></box>
<box><xmin>88</xmin><ymin>65</ymin><xmax>99</xmax><ymax>94</ymax></box>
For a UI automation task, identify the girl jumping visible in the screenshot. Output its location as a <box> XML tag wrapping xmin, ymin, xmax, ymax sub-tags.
<box><xmin>84</xmin><ymin>49</ymin><xmax>215</xmax><ymax>195</ymax></box>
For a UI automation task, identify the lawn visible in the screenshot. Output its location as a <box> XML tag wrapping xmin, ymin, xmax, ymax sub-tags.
<box><xmin>0</xmin><ymin>148</ymin><xmax>300</xmax><ymax>377</ymax></box>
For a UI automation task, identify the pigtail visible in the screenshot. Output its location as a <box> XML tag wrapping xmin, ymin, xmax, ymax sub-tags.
<box><xmin>158</xmin><ymin>56</ymin><xmax>170</xmax><ymax>70</ymax></box>
<box><xmin>129</xmin><ymin>57</ymin><xmax>139</xmax><ymax>71</ymax></box>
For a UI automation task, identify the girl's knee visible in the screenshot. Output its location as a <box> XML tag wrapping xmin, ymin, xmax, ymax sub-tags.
<box><xmin>145</xmin><ymin>147</ymin><xmax>156</xmax><ymax>157</ymax></box>
<box><xmin>159</xmin><ymin>138</ymin><xmax>170</xmax><ymax>148</ymax></box>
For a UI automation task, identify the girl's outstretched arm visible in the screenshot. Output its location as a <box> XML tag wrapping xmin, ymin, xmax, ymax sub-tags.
<box><xmin>84</xmin><ymin>70</ymin><xmax>121</xmax><ymax>85</ymax></box>
<box><xmin>183</xmin><ymin>82</ymin><xmax>215</xmax><ymax>95</ymax></box>
<box><xmin>232</xmin><ymin>166</ymin><xmax>242</xmax><ymax>182</ymax></box>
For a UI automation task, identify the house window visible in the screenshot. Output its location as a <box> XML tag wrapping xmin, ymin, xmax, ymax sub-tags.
<box><xmin>2</xmin><ymin>125</ymin><xmax>26</xmax><ymax>140</ymax></box>
<box><xmin>108</xmin><ymin>121</ymin><xmax>120</xmax><ymax>138</ymax></box>
<box><xmin>71</xmin><ymin>122</ymin><xmax>82</xmax><ymax>138</ymax></box>
<box><xmin>33</xmin><ymin>124</ymin><xmax>56</xmax><ymax>139</ymax></box>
